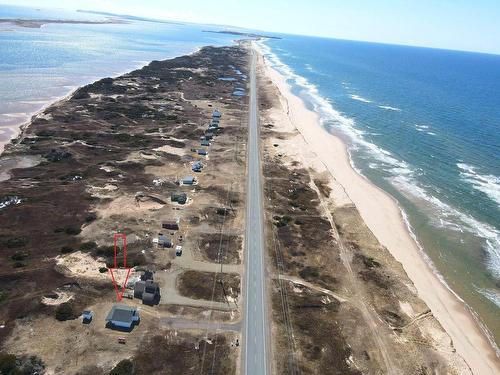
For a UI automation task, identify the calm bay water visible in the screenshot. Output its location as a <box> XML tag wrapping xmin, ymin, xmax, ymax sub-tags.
<box><xmin>259</xmin><ymin>35</ymin><xmax>500</xmax><ymax>347</ymax></box>
<box><xmin>0</xmin><ymin>5</ymin><xmax>236</xmax><ymax>149</ymax></box>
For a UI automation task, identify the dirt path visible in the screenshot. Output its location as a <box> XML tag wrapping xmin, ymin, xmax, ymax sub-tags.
<box><xmin>310</xmin><ymin>180</ymin><xmax>399</xmax><ymax>375</ymax></box>
<box><xmin>276</xmin><ymin>274</ymin><xmax>348</xmax><ymax>303</ymax></box>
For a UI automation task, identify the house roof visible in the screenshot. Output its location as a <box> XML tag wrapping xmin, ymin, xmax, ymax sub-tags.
<box><xmin>212</xmin><ymin>109</ymin><xmax>221</xmax><ymax>117</ymax></box>
<box><xmin>134</xmin><ymin>281</ymin><xmax>145</xmax><ymax>293</ymax></box>
<box><xmin>142</xmin><ymin>292</ymin><xmax>156</xmax><ymax>304</ymax></box>
<box><xmin>145</xmin><ymin>280</ymin><xmax>159</xmax><ymax>293</ymax></box>
<box><xmin>105</xmin><ymin>305</ymin><xmax>137</xmax><ymax>323</ymax></box>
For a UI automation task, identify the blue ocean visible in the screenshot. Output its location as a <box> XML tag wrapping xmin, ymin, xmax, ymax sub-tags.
<box><xmin>259</xmin><ymin>35</ymin><xmax>500</xmax><ymax>346</ymax></box>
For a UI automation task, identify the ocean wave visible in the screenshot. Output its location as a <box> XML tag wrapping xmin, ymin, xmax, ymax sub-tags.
<box><xmin>378</xmin><ymin>105</ymin><xmax>401</xmax><ymax>111</ymax></box>
<box><xmin>256</xmin><ymin>40</ymin><xmax>500</xmax><ymax>279</ymax></box>
<box><xmin>415</xmin><ymin>124</ymin><xmax>430</xmax><ymax>131</ymax></box>
<box><xmin>349</xmin><ymin>94</ymin><xmax>372</xmax><ymax>103</ymax></box>
<box><xmin>457</xmin><ymin>163</ymin><xmax>500</xmax><ymax>209</ymax></box>
<box><xmin>477</xmin><ymin>288</ymin><xmax>500</xmax><ymax>308</ymax></box>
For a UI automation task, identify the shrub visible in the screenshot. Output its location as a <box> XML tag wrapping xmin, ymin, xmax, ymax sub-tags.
<box><xmin>299</xmin><ymin>266</ymin><xmax>320</xmax><ymax>280</ymax></box>
<box><xmin>5</xmin><ymin>237</ymin><xmax>28</xmax><ymax>248</ymax></box>
<box><xmin>60</xmin><ymin>246</ymin><xmax>73</xmax><ymax>254</ymax></box>
<box><xmin>85</xmin><ymin>213</ymin><xmax>97</xmax><ymax>223</ymax></box>
<box><xmin>99</xmin><ymin>267</ymin><xmax>108</xmax><ymax>273</ymax></box>
<box><xmin>0</xmin><ymin>353</ymin><xmax>45</xmax><ymax>375</ymax></box>
<box><xmin>55</xmin><ymin>302</ymin><xmax>76</xmax><ymax>321</ymax></box>
<box><xmin>96</xmin><ymin>246</ymin><xmax>117</xmax><ymax>257</ymax></box>
<box><xmin>109</xmin><ymin>359</ymin><xmax>134</xmax><ymax>375</ymax></box>
<box><xmin>129</xmin><ymin>254</ymin><xmax>146</xmax><ymax>267</ymax></box>
<box><xmin>80</xmin><ymin>242</ymin><xmax>97</xmax><ymax>251</ymax></box>
<box><xmin>65</xmin><ymin>227</ymin><xmax>81</xmax><ymax>235</ymax></box>
<box><xmin>13</xmin><ymin>261</ymin><xmax>27</xmax><ymax>268</ymax></box>
<box><xmin>10</xmin><ymin>251</ymin><xmax>28</xmax><ymax>261</ymax></box>
<box><xmin>0</xmin><ymin>290</ymin><xmax>7</xmax><ymax>304</ymax></box>
<box><xmin>0</xmin><ymin>353</ymin><xmax>17</xmax><ymax>374</ymax></box>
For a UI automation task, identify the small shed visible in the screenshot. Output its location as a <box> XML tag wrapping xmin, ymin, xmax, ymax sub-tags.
<box><xmin>197</xmin><ymin>149</ymin><xmax>208</xmax><ymax>156</ymax></box>
<box><xmin>171</xmin><ymin>193</ymin><xmax>187</xmax><ymax>204</ymax></box>
<box><xmin>205</xmin><ymin>132</ymin><xmax>214</xmax><ymax>140</ymax></box>
<box><xmin>201</xmin><ymin>140</ymin><xmax>210</xmax><ymax>147</ymax></box>
<box><xmin>175</xmin><ymin>246</ymin><xmax>183</xmax><ymax>257</ymax></box>
<box><xmin>82</xmin><ymin>310</ymin><xmax>93</xmax><ymax>323</ymax></box>
<box><xmin>162</xmin><ymin>220</ymin><xmax>179</xmax><ymax>230</ymax></box>
<box><xmin>105</xmin><ymin>305</ymin><xmax>139</xmax><ymax>330</ymax></box>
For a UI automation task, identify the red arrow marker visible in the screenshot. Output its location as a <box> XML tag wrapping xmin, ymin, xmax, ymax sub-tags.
<box><xmin>109</xmin><ymin>267</ymin><xmax>131</xmax><ymax>301</ymax></box>
<box><xmin>109</xmin><ymin>233</ymin><xmax>131</xmax><ymax>301</ymax></box>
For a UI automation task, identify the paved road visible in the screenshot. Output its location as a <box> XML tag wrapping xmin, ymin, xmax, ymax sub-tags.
<box><xmin>242</xmin><ymin>48</ymin><xmax>270</xmax><ymax>374</ymax></box>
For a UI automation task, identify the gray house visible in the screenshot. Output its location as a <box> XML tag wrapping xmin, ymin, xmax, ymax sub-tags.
<box><xmin>171</xmin><ymin>192</ymin><xmax>187</xmax><ymax>204</ymax></box>
<box><xmin>134</xmin><ymin>280</ymin><xmax>160</xmax><ymax>305</ymax></box>
<box><xmin>158</xmin><ymin>234</ymin><xmax>172</xmax><ymax>248</ymax></box>
<box><xmin>181</xmin><ymin>176</ymin><xmax>196</xmax><ymax>185</ymax></box>
<box><xmin>142</xmin><ymin>280</ymin><xmax>160</xmax><ymax>305</ymax></box>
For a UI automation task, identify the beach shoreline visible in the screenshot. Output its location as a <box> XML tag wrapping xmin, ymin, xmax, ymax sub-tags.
<box><xmin>253</xmin><ymin>42</ymin><xmax>500</xmax><ymax>373</ymax></box>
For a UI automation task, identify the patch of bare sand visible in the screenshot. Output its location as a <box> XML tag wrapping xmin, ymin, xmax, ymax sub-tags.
<box><xmin>153</xmin><ymin>144</ymin><xmax>186</xmax><ymax>156</ymax></box>
<box><xmin>41</xmin><ymin>290</ymin><xmax>74</xmax><ymax>306</ymax></box>
<box><xmin>55</xmin><ymin>251</ymin><xmax>108</xmax><ymax>281</ymax></box>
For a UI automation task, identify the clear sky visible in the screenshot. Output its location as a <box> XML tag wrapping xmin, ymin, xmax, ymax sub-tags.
<box><xmin>2</xmin><ymin>0</ymin><xmax>500</xmax><ymax>54</ymax></box>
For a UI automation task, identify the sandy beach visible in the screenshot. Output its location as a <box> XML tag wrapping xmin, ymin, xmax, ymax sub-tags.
<box><xmin>254</xmin><ymin>42</ymin><xmax>500</xmax><ymax>374</ymax></box>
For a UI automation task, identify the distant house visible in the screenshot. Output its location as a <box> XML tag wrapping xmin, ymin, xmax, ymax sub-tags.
<box><xmin>181</xmin><ymin>176</ymin><xmax>196</xmax><ymax>185</ymax></box>
<box><xmin>105</xmin><ymin>305</ymin><xmax>139</xmax><ymax>330</ymax></box>
<box><xmin>212</xmin><ymin>109</ymin><xmax>221</xmax><ymax>119</ymax></box>
<box><xmin>162</xmin><ymin>220</ymin><xmax>179</xmax><ymax>230</ymax></box>
<box><xmin>171</xmin><ymin>192</ymin><xmax>187</xmax><ymax>204</ymax></box>
<box><xmin>197</xmin><ymin>149</ymin><xmax>208</xmax><ymax>156</ymax></box>
<box><xmin>82</xmin><ymin>310</ymin><xmax>93</xmax><ymax>324</ymax></box>
<box><xmin>205</xmin><ymin>132</ymin><xmax>214</xmax><ymax>140</ymax></box>
<box><xmin>158</xmin><ymin>234</ymin><xmax>173</xmax><ymax>248</ymax></box>
<box><xmin>201</xmin><ymin>140</ymin><xmax>210</xmax><ymax>147</ymax></box>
